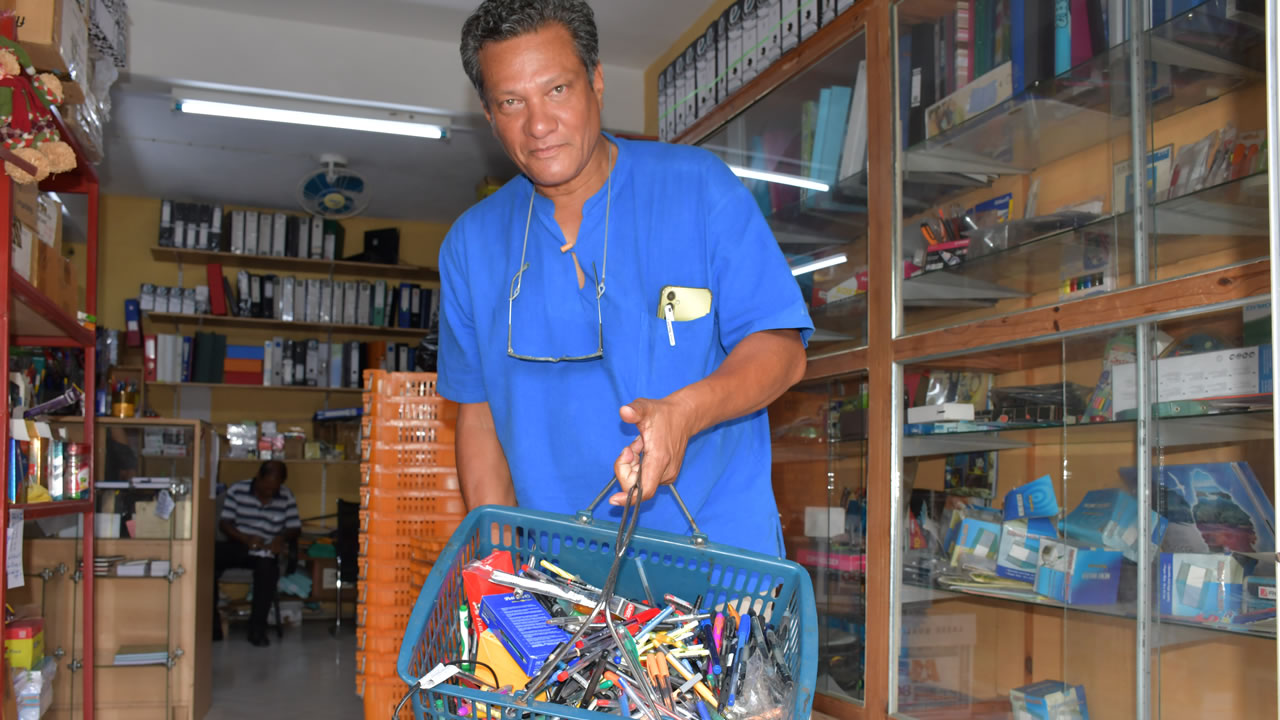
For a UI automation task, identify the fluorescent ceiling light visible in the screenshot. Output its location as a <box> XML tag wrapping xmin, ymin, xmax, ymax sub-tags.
<box><xmin>175</xmin><ymin>94</ymin><xmax>447</xmax><ymax>139</ymax></box>
<box><xmin>729</xmin><ymin>165</ymin><xmax>829</xmax><ymax>193</ymax></box>
<box><xmin>791</xmin><ymin>253</ymin><xmax>848</xmax><ymax>276</ymax></box>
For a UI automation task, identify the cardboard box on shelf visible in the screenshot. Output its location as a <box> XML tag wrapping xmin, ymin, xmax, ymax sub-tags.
<box><xmin>0</xmin><ymin>0</ymin><xmax>89</xmax><ymax>82</ymax></box>
<box><xmin>3</xmin><ymin>616</ymin><xmax>44</xmax><ymax>670</ymax></box>
<box><xmin>35</xmin><ymin>194</ymin><xmax>62</xmax><ymax>251</ymax></box>
<box><xmin>12</xmin><ymin>180</ymin><xmax>38</xmax><ymax>230</ymax></box>
<box><xmin>11</xmin><ymin>222</ymin><xmax>34</xmax><ymax>282</ymax></box>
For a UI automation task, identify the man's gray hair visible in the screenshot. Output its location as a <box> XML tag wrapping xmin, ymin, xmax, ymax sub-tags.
<box><xmin>460</xmin><ymin>0</ymin><xmax>600</xmax><ymax>101</ymax></box>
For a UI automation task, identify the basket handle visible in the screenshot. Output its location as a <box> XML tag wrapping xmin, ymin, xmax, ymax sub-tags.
<box><xmin>576</xmin><ymin>477</ymin><xmax>708</xmax><ymax>547</ymax></box>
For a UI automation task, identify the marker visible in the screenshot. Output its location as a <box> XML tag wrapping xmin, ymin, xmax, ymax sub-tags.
<box><xmin>663</xmin><ymin>651</ymin><xmax>719</xmax><ymax>706</ymax></box>
<box><xmin>700</xmin><ymin>620</ymin><xmax>722</xmax><ymax>675</ymax></box>
<box><xmin>727</xmin><ymin>614</ymin><xmax>750</xmax><ymax>707</ymax></box>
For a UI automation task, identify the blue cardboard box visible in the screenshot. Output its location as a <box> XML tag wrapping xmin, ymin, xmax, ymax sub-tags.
<box><xmin>997</xmin><ymin>518</ymin><xmax>1058</xmax><ymax>583</ymax></box>
<box><xmin>479</xmin><ymin>593</ymin><xmax>570</xmax><ymax>675</ymax></box>
<box><xmin>943</xmin><ymin>505</ymin><xmax>1003</xmax><ymax>556</ymax></box>
<box><xmin>1158</xmin><ymin>553</ymin><xmax>1253</xmax><ymax>621</ymax></box>
<box><xmin>1004</xmin><ymin>475</ymin><xmax>1060</xmax><ymax>521</ymax></box>
<box><xmin>1121</xmin><ymin>462</ymin><xmax>1274</xmax><ymax>553</ymax></box>
<box><xmin>1009</xmin><ymin>680</ymin><xmax>1090</xmax><ymax>720</ymax></box>
<box><xmin>1034</xmin><ymin>540</ymin><xmax>1123</xmax><ymax>606</ymax></box>
<box><xmin>949</xmin><ymin>518</ymin><xmax>1002</xmax><ymax>566</ymax></box>
<box><xmin>1063</xmin><ymin>488</ymin><xmax>1168</xmax><ymax>562</ymax></box>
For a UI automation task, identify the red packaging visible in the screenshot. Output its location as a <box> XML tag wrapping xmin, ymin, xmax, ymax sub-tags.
<box><xmin>461</xmin><ymin>549</ymin><xmax>515</xmax><ymax>633</ymax></box>
<box><xmin>65</xmin><ymin>443</ymin><xmax>89</xmax><ymax>498</ymax></box>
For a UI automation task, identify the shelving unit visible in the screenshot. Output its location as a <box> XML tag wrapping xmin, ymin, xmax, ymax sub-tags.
<box><xmin>144</xmin><ymin>311</ymin><xmax>428</xmax><ymax>339</ymax></box>
<box><xmin>146</xmin><ymin>381</ymin><xmax>363</xmax><ymax>395</ymax></box>
<box><xmin>148</xmin><ymin>245</ymin><xmax>439</xmax><ymax>281</ymax></box>
<box><xmin>0</xmin><ymin>80</ymin><xmax>102</xmax><ymax>718</ymax></box>
<box><xmin>663</xmin><ymin>1</ymin><xmax>1278</xmax><ymax>718</ymax></box>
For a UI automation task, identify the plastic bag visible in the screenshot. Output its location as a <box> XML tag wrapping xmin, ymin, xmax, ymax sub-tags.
<box><xmin>733</xmin><ymin>646</ymin><xmax>792</xmax><ymax>720</ymax></box>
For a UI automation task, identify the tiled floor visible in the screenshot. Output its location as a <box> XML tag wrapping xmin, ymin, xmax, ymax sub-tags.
<box><xmin>206</xmin><ymin>621</ymin><xmax>844</xmax><ymax>720</ymax></box>
<box><xmin>206</xmin><ymin>621</ymin><xmax>364</xmax><ymax>719</ymax></box>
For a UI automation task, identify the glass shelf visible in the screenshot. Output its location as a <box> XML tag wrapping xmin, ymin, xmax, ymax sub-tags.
<box><xmin>905</xmin><ymin>407</ymin><xmax>1273</xmax><ymax>456</ymax></box>
<box><xmin>901</xmin><ymin>580</ymin><xmax>1275</xmax><ymax>641</ymax></box>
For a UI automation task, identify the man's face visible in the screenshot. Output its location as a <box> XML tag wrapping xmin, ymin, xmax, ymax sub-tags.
<box><xmin>478</xmin><ymin>23</ymin><xmax>605</xmax><ymax>190</ymax></box>
<box><xmin>258</xmin><ymin>472</ymin><xmax>283</xmax><ymax>496</ymax></box>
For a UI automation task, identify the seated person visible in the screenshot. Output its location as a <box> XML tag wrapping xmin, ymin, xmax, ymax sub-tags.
<box><xmin>213</xmin><ymin>460</ymin><xmax>301</xmax><ymax>647</ymax></box>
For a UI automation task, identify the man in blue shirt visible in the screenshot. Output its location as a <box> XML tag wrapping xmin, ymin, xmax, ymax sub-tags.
<box><xmin>441</xmin><ymin>0</ymin><xmax>813</xmax><ymax>556</ymax></box>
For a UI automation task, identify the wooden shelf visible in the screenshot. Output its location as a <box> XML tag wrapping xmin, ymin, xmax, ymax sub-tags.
<box><xmin>147</xmin><ymin>381</ymin><xmax>363</xmax><ymax>394</ymax></box>
<box><xmin>149</xmin><ymin>246</ymin><xmax>439</xmax><ymax>282</ymax></box>
<box><xmin>217</xmin><ymin>457</ymin><xmax>358</xmax><ymax>465</ymax></box>
<box><xmin>9</xmin><ymin>271</ymin><xmax>94</xmax><ymax>346</ymax></box>
<box><xmin>144</xmin><ymin>312</ymin><xmax>427</xmax><ymax>339</ymax></box>
<box><xmin>10</xmin><ymin>499</ymin><xmax>93</xmax><ymax>519</ymax></box>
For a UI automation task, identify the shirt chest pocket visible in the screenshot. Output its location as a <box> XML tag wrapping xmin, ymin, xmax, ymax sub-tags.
<box><xmin>646</xmin><ymin>310</ymin><xmax>717</xmax><ymax>397</ymax></box>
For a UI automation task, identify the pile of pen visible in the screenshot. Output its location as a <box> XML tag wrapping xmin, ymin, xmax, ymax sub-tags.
<box><xmin>447</xmin><ymin>550</ymin><xmax>793</xmax><ymax>720</ymax></box>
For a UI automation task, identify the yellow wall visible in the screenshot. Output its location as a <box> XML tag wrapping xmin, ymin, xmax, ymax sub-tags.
<box><xmin>98</xmin><ymin>194</ymin><xmax>453</xmax><ymax>521</ymax></box>
<box><xmin>642</xmin><ymin>0</ymin><xmax>737</xmax><ymax>136</ymax></box>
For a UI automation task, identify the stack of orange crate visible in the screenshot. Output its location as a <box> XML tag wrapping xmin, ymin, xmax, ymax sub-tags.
<box><xmin>355</xmin><ymin>370</ymin><xmax>465</xmax><ymax>720</ymax></box>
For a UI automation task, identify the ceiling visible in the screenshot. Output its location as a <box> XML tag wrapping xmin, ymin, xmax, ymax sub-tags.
<box><xmin>96</xmin><ymin>0</ymin><xmax>719</xmax><ymax>224</ymax></box>
<box><xmin>153</xmin><ymin>0</ymin><xmax>718</xmax><ymax>69</ymax></box>
<box><xmin>101</xmin><ymin>90</ymin><xmax>517</xmax><ymax>223</ymax></box>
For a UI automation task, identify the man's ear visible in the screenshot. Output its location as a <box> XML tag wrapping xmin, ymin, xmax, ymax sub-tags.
<box><xmin>592</xmin><ymin>64</ymin><xmax>605</xmax><ymax>105</ymax></box>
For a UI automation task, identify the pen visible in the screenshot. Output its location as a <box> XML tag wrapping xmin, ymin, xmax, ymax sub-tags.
<box><xmin>699</xmin><ymin>620</ymin><xmax>722</xmax><ymax>675</ymax></box>
<box><xmin>727</xmin><ymin>614</ymin><xmax>750</xmax><ymax>707</ymax></box>
<box><xmin>712</xmin><ymin>613</ymin><xmax>725</xmax><ymax>653</ymax></box>
<box><xmin>697</xmin><ymin>701</ymin><xmax>713</xmax><ymax>720</ymax></box>
<box><xmin>663</xmin><ymin>650</ymin><xmax>719</xmax><ymax>706</ymax></box>
<box><xmin>654</xmin><ymin>649</ymin><xmax>673</xmax><ymax>710</ymax></box>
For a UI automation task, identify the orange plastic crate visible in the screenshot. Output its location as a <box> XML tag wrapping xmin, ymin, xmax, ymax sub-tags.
<box><xmin>365</xmin><ymin>371</ymin><xmax>442</xmax><ymax>398</ymax></box>
<box><xmin>361</xmin><ymin>465</ymin><xmax>459</xmax><ymax>493</ymax></box>
<box><xmin>359</xmin><ymin>510</ymin><xmax>465</xmax><ymax>539</ymax></box>
<box><xmin>365</xmin><ymin>395</ymin><xmax>459</xmax><ymax>423</ymax></box>
<box><xmin>359</xmin><ymin>582</ymin><xmax>416</xmax><ymax>608</ymax></box>
<box><xmin>358</xmin><ymin>533</ymin><xmax>414</xmax><ymax>561</ymax></box>
<box><xmin>360</xmin><ymin>486</ymin><xmax>465</xmax><ymax>515</ymax></box>
<box><xmin>356</xmin><ymin>649</ymin><xmax>402</xmax><ymax>679</ymax></box>
<box><xmin>356</xmin><ymin>601</ymin><xmax>411</xmax><ymax>632</ymax></box>
<box><xmin>357</xmin><ymin>557</ymin><xmax>415</xmax><ymax>585</ymax></box>
<box><xmin>357</xmin><ymin>629</ymin><xmax>402</xmax><ymax>654</ymax></box>
<box><xmin>360</xmin><ymin>439</ymin><xmax>456</xmax><ymax>467</ymax></box>
<box><xmin>361</xmin><ymin>417</ymin><xmax>455</xmax><ymax>445</ymax></box>
<box><xmin>357</xmin><ymin>676</ymin><xmax>413</xmax><ymax>720</ymax></box>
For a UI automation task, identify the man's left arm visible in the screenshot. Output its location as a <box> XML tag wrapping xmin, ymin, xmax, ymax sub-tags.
<box><xmin>612</xmin><ymin>156</ymin><xmax>813</xmax><ymax>505</ymax></box>
<box><xmin>271</xmin><ymin>497</ymin><xmax>303</xmax><ymax>554</ymax></box>
<box><xmin>612</xmin><ymin>329</ymin><xmax>805</xmax><ymax>504</ymax></box>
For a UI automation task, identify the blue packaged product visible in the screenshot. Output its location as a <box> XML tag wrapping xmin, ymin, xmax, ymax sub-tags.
<box><xmin>1120</xmin><ymin>462</ymin><xmax>1275</xmax><ymax>554</ymax></box>
<box><xmin>479</xmin><ymin>593</ymin><xmax>570</xmax><ymax>676</ymax></box>
<box><xmin>1003</xmin><ymin>475</ymin><xmax>1060</xmax><ymax>521</ymax></box>
<box><xmin>1158</xmin><ymin>553</ymin><xmax>1252</xmax><ymax>620</ymax></box>
<box><xmin>1034</xmin><ymin>539</ymin><xmax>1123</xmax><ymax>606</ymax></box>
<box><xmin>1009</xmin><ymin>680</ymin><xmax>1090</xmax><ymax>720</ymax></box>
<box><xmin>1062</xmin><ymin>488</ymin><xmax>1168</xmax><ymax>562</ymax></box>
<box><xmin>996</xmin><ymin>518</ymin><xmax>1058</xmax><ymax>583</ymax></box>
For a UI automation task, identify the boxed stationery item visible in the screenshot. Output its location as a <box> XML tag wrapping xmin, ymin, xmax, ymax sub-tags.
<box><xmin>4</xmin><ymin>616</ymin><xmax>44</xmax><ymax>670</ymax></box>
<box><xmin>479</xmin><ymin>593</ymin><xmax>569</xmax><ymax>676</ymax></box>
<box><xmin>1158</xmin><ymin>552</ymin><xmax>1253</xmax><ymax>620</ymax></box>
<box><xmin>943</xmin><ymin>504</ymin><xmax>1002</xmax><ymax>557</ymax></box>
<box><xmin>925</xmin><ymin>61</ymin><xmax>1014</xmax><ymax>139</ymax></box>
<box><xmin>1111</xmin><ymin>345</ymin><xmax>1273</xmax><ymax>414</ymax></box>
<box><xmin>1063</xmin><ymin>488</ymin><xmax>1168</xmax><ymax>562</ymax></box>
<box><xmin>1003</xmin><ymin>475</ymin><xmax>1060</xmax><ymax>521</ymax></box>
<box><xmin>948</xmin><ymin>517</ymin><xmax>1001</xmax><ymax>566</ymax></box>
<box><xmin>1009</xmin><ymin>680</ymin><xmax>1090</xmax><ymax>720</ymax></box>
<box><xmin>0</xmin><ymin>0</ymin><xmax>90</xmax><ymax>82</ymax></box>
<box><xmin>1120</xmin><ymin>462</ymin><xmax>1275</xmax><ymax>554</ymax></box>
<box><xmin>997</xmin><ymin>518</ymin><xmax>1058</xmax><ymax>583</ymax></box>
<box><xmin>1034</xmin><ymin>539</ymin><xmax>1122</xmax><ymax>606</ymax></box>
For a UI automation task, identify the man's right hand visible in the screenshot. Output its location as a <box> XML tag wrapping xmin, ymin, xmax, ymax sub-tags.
<box><xmin>269</xmin><ymin>536</ymin><xmax>285</xmax><ymax>555</ymax></box>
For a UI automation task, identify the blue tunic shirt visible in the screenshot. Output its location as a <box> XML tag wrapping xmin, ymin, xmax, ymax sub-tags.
<box><xmin>437</xmin><ymin>135</ymin><xmax>813</xmax><ymax>556</ymax></box>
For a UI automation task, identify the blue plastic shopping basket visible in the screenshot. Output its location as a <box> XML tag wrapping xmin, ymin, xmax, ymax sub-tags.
<box><xmin>396</xmin><ymin>504</ymin><xmax>818</xmax><ymax>719</ymax></box>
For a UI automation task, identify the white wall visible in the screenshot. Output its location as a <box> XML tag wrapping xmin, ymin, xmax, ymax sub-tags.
<box><xmin>127</xmin><ymin>0</ymin><xmax>646</xmax><ymax>133</ymax></box>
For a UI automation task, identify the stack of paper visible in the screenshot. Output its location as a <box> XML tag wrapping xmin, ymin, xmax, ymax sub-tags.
<box><xmin>115</xmin><ymin>560</ymin><xmax>150</xmax><ymax>577</ymax></box>
<box><xmin>113</xmin><ymin>645</ymin><xmax>169</xmax><ymax>666</ymax></box>
<box><xmin>94</xmin><ymin>556</ymin><xmax>125</xmax><ymax>577</ymax></box>
<box><xmin>150</xmin><ymin>560</ymin><xmax>171</xmax><ymax>577</ymax></box>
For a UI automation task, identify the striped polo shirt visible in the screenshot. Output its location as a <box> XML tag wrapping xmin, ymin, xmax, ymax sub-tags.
<box><xmin>221</xmin><ymin>479</ymin><xmax>301</xmax><ymax>557</ymax></box>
